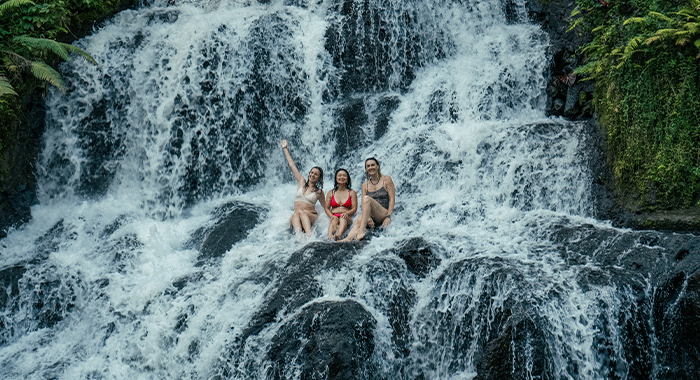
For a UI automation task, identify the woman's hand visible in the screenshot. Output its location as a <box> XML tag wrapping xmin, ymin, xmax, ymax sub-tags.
<box><xmin>281</xmin><ymin>140</ymin><xmax>288</xmax><ymax>149</ymax></box>
<box><xmin>381</xmin><ymin>216</ymin><xmax>391</xmax><ymax>228</ymax></box>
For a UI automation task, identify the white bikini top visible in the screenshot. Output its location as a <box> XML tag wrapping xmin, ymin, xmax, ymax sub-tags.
<box><xmin>294</xmin><ymin>186</ymin><xmax>319</xmax><ymax>205</ymax></box>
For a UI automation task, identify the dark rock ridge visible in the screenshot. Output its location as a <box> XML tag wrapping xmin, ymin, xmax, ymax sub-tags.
<box><xmin>526</xmin><ymin>0</ymin><xmax>594</xmax><ymax>121</ymax></box>
<box><xmin>267</xmin><ymin>300</ymin><xmax>377</xmax><ymax>380</ymax></box>
<box><xmin>186</xmin><ymin>201</ymin><xmax>265</xmax><ymax>265</ymax></box>
<box><xmin>218</xmin><ymin>237</ymin><xmax>440</xmax><ymax>378</ymax></box>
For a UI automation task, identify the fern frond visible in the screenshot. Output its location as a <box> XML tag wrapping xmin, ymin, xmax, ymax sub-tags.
<box><xmin>573</xmin><ymin>61</ymin><xmax>601</xmax><ymax>76</ymax></box>
<box><xmin>648</xmin><ymin>11</ymin><xmax>673</xmax><ymax>23</ymax></box>
<box><xmin>14</xmin><ymin>36</ymin><xmax>71</xmax><ymax>61</ymax></box>
<box><xmin>13</xmin><ymin>36</ymin><xmax>97</xmax><ymax>65</ymax></box>
<box><xmin>0</xmin><ymin>75</ymin><xmax>17</xmax><ymax>97</ymax></box>
<box><xmin>0</xmin><ymin>0</ymin><xmax>35</xmax><ymax>14</ymax></box>
<box><xmin>694</xmin><ymin>38</ymin><xmax>700</xmax><ymax>49</ymax></box>
<box><xmin>29</xmin><ymin>61</ymin><xmax>65</xmax><ymax>92</ymax></box>
<box><xmin>59</xmin><ymin>42</ymin><xmax>97</xmax><ymax>65</ymax></box>
<box><xmin>645</xmin><ymin>35</ymin><xmax>662</xmax><ymax>44</ymax></box>
<box><xmin>624</xmin><ymin>17</ymin><xmax>648</xmax><ymax>26</ymax></box>
<box><xmin>654</xmin><ymin>29</ymin><xmax>679</xmax><ymax>38</ymax></box>
<box><xmin>624</xmin><ymin>36</ymin><xmax>645</xmax><ymax>55</ymax></box>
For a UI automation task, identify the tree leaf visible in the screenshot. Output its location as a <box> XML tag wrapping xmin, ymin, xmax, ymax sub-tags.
<box><xmin>0</xmin><ymin>74</ymin><xmax>18</xmax><ymax>97</ymax></box>
<box><xmin>623</xmin><ymin>17</ymin><xmax>647</xmax><ymax>26</ymax></box>
<box><xmin>0</xmin><ymin>0</ymin><xmax>35</xmax><ymax>14</ymax></box>
<box><xmin>13</xmin><ymin>36</ymin><xmax>71</xmax><ymax>61</ymax></box>
<box><xmin>59</xmin><ymin>42</ymin><xmax>97</xmax><ymax>65</ymax></box>
<box><xmin>29</xmin><ymin>61</ymin><xmax>64</xmax><ymax>93</ymax></box>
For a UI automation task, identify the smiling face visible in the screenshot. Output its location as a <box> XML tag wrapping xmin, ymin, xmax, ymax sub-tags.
<box><xmin>365</xmin><ymin>159</ymin><xmax>380</xmax><ymax>177</ymax></box>
<box><xmin>336</xmin><ymin>170</ymin><xmax>348</xmax><ymax>184</ymax></box>
<box><xmin>308</xmin><ymin>168</ymin><xmax>321</xmax><ymax>184</ymax></box>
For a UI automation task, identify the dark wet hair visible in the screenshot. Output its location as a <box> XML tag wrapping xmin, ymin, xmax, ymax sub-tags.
<box><xmin>305</xmin><ymin>166</ymin><xmax>324</xmax><ymax>191</ymax></box>
<box><xmin>333</xmin><ymin>168</ymin><xmax>352</xmax><ymax>191</ymax></box>
<box><xmin>365</xmin><ymin>157</ymin><xmax>382</xmax><ymax>179</ymax></box>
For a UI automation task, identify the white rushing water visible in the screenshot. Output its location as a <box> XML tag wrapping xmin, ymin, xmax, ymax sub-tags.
<box><xmin>0</xmin><ymin>0</ymin><xmax>637</xmax><ymax>379</ymax></box>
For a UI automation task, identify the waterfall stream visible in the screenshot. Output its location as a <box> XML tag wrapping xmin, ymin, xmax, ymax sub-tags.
<box><xmin>1</xmin><ymin>0</ymin><xmax>698</xmax><ymax>379</ymax></box>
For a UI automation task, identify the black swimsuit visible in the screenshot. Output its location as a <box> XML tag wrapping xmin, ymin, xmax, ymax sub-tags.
<box><xmin>367</xmin><ymin>187</ymin><xmax>390</xmax><ymax>209</ymax></box>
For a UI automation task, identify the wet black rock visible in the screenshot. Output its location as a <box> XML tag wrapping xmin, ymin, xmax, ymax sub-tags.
<box><xmin>240</xmin><ymin>242</ymin><xmax>363</xmax><ymax>342</ymax></box>
<box><xmin>0</xmin><ymin>263</ymin><xmax>80</xmax><ymax>346</ymax></box>
<box><xmin>392</xmin><ymin>237</ymin><xmax>441</xmax><ymax>278</ymax></box>
<box><xmin>267</xmin><ymin>300</ymin><xmax>377</xmax><ymax>380</ymax></box>
<box><xmin>526</xmin><ymin>0</ymin><xmax>594</xmax><ymax>120</ymax></box>
<box><xmin>334</xmin><ymin>97</ymin><xmax>368</xmax><ymax>159</ymax></box>
<box><xmin>476</xmin><ymin>306</ymin><xmax>551</xmax><ymax>380</ymax></box>
<box><xmin>550</xmin><ymin>224</ymin><xmax>700</xmax><ymax>378</ymax></box>
<box><xmin>187</xmin><ymin>201</ymin><xmax>265</xmax><ymax>264</ymax></box>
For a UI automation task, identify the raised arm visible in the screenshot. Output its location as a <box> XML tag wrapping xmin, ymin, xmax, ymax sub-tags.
<box><xmin>281</xmin><ymin>139</ymin><xmax>305</xmax><ymax>187</ymax></box>
<box><xmin>382</xmin><ymin>175</ymin><xmax>396</xmax><ymax>228</ymax></box>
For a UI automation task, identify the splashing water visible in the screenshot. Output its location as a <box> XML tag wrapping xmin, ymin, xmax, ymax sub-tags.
<box><xmin>1</xmin><ymin>1</ymin><xmax>693</xmax><ymax>379</ymax></box>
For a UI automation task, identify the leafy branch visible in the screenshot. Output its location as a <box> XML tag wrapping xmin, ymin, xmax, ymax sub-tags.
<box><xmin>0</xmin><ymin>0</ymin><xmax>97</xmax><ymax>98</ymax></box>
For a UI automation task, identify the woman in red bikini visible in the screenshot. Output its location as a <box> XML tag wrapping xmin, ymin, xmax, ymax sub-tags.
<box><xmin>282</xmin><ymin>139</ymin><xmax>325</xmax><ymax>237</ymax></box>
<box><xmin>341</xmin><ymin>157</ymin><xmax>395</xmax><ymax>241</ymax></box>
<box><xmin>324</xmin><ymin>168</ymin><xmax>358</xmax><ymax>240</ymax></box>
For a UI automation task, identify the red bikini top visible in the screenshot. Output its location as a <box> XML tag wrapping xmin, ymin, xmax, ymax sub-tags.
<box><xmin>330</xmin><ymin>192</ymin><xmax>352</xmax><ymax>208</ymax></box>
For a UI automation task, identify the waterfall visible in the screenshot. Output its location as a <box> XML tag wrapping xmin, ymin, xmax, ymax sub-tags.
<box><xmin>1</xmin><ymin>0</ymin><xmax>698</xmax><ymax>379</ymax></box>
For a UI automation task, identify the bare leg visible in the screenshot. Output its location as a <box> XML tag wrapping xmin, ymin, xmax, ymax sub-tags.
<box><xmin>290</xmin><ymin>211</ymin><xmax>303</xmax><ymax>235</ymax></box>
<box><xmin>327</xmin><ymin>217</ymin><xmax>339</xmax><ymax>240</ymax></box>
<box><xmin>334</xmin><ymin>218</ymin><xmax>349</xmax><ymax>240</ymax></box>
<box><xmin>300</xmin><ymin>211</ymin><xmax>319</xmax><ymax>238</ymax></box>
<box><xmin>353</xmin><ymin>195</ymin><xmax>387</xmax><ymax>241</ymax></box>
<box><xmin>341</xmin><ymin>221</ymin><xmax>360</xmax><ymax>242</ymax></box>
<box><xmin>341</xmin><ymin>196</ymin><xmax>371</xmax><ymax>241</ymax></box>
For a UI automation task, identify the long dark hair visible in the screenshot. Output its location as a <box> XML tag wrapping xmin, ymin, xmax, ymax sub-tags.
<box><xmin>305</xmin><ymin>166</ymin><xmax>324</xmax><ymax>191</ymax></box>
<box><xmin>365</xmin><ymin>157</ymin><xmax>382</xmax><ymax>180</ymax></box>
<box><xmin>333</xmin><ymin>168</ymin><xmax>352</xmax><ymax>191</ymax></box>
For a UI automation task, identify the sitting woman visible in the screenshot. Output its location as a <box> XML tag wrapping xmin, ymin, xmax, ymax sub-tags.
<box><xmin>341</xmin><ymin>157</ymin><xmax>395</xmax><ymax>241</ymax></box>
<box><xmin>282</xmin><ymin>139</ymin><xmax>325</xmax><ymax>237</ymax></box>
<box><xmin>324</xmin><ymin>168</ymin><xmax>358</xmax><ymax>240</ymax></box>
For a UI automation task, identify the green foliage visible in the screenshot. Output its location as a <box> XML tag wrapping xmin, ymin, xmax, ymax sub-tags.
<box><xmin>0</xmin><ymin>0</ymin><xmax>137</xmax><ymax>163</ymax></box>
<box><xmin>1</xmin><ymin>1</ymin><xmax>97</xmax><ymax>97</ymax></box>
<box><xmin>573</xmin><ymin>0</ymin><xmax>700</xmax><ymax>208</ymax></box>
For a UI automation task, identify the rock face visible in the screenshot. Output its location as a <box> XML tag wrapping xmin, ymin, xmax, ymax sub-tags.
<box><xmin>0</xmin><ymin>93</ymin><xmax>45</xmax><ymax>239</ymax></box>
<box><xmin>267</xmin><ymin>300</ymin><xmax>377</xmax><ymax>380</ymax></box>
<box><xmin>186</xmin><ymin>201</ymin><xmax>265</xmax><ymax>265</ymax></box>
<box><xmin>526</xmin><ymin>0</ymin><xmax>594</xmax><ymax>121</ymax></box>
<box><xmin>472</xmin><ymin>225</ymin><xmax>700</xmax><ymax>379</ymax></box>
<box><xmin>222</xmin><ymin>237</ymin><xmax>440</xmax><ymax>378</ymax></box>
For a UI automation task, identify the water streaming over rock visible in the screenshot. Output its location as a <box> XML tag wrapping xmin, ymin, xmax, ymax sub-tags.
<box><xmin>1</xmin><ymin>0</ymin><xmax>699</xmax><ymax>379</ymax></box>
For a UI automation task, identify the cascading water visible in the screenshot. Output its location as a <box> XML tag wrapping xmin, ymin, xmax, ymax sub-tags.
<box><xmin>1</xmin><ymin>0</ymin><xmax>699</xmax><ymax>379</ymax></box>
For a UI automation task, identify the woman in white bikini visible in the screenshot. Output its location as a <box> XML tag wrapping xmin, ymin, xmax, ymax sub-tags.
<box><xmin>324</xmin><ymin>168</ymin><xmax>358</xmax><ymax>240</ymax></box>
<box><xmin>282</xmin><ymin>139</ymin><xmax>325</xmax><ymax>237</ymax></box>
<box><xmin>341</xmin><ymin>157</ymin><xmax>395</xmax><ymax>241</ymax></box>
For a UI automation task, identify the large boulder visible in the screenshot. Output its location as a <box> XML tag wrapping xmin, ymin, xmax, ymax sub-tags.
<box><xmin>267</xmin><ymin>300</ymin><xmax>377</xmax><ymax>380</ymax></box>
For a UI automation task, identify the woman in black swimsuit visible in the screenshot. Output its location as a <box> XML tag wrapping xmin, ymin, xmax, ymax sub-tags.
<box><xmin>341</xmin><ymin>157</ymin><xmax>395</xmax><ymax>241</ymax></box>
